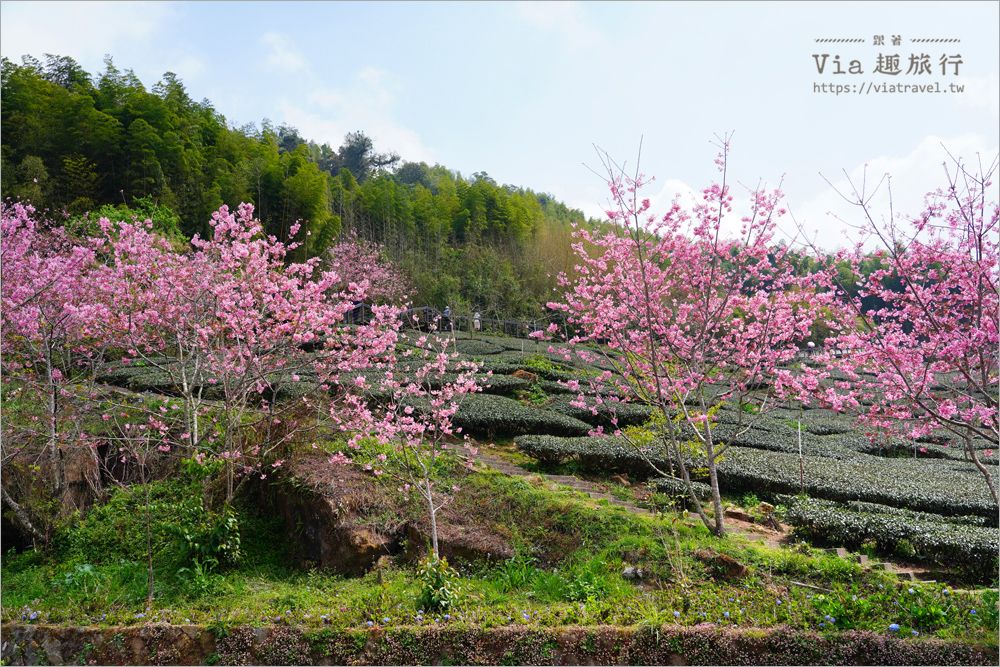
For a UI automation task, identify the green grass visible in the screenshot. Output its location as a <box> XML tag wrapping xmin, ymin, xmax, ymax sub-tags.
<box><xmin>2</xmin><ymin>467</ymin><xmax>997</xmax><ymax>647</ymax></box>
<box><xmin>2</xmin><ymin>341</ymin><xmax>997</xmax><ymax>651</ymax></box>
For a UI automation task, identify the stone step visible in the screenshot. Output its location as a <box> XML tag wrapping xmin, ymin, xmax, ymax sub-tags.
<box><xmin>544</xmin><ymin>474</ymin><xmax>580</xmax><ymax>483</ymax></box>
<box><xmin>870</xmin><ymin>562</ymin><xmax>917</xmax><ymax>580</ymax></box>
<box><xmin>468</xmin><ymin>454</ymin><xmax>502</xmax><ymax>463</ymax></box>
<box><xmin>563</xmin><ymin>482</ymin><xmax>598</xmax><ymax>492</ymax></box>
<box><xmin>547</xmin><ymin>482</ymin><xmax>595</xmax><ymax>494</ymax></box>
<box><xmin>490</xmin><ymin>464</ymin><xmax>528</xmax><ymax>474</ymax></box>
<box><xmin>587</xmin><ymin>492</ymin><xmax>616</xmax><ymax>501</ymax></box>
<box><xmin>467</xmin><ymin>455</ymin><xmax>518</xmax><ymax>467</ymax></box>
<box><xmin>739</xmin><ymin>533</ymin><xmax>766</xmax><ymax>542</ymax></box>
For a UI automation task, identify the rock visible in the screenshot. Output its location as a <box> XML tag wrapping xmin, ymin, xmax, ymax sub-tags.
<box><xmin>695</xmin><ymin>550</ymin><xmax>750</xmax><ymax>580</ymax></box>
<box><xmin>268</xmin><ymin>463</ymin><xmax>401</xmax><ymax>577</ymax></box>
<box><xmin>512</xmin><ymin>369</ymin><xmax>540</xmax><ymax>384</ymax></box>
<box><xmin>714</xmin><ymin>554</ymin><xmax>750</xmax><ymax>580</ymax></box>
<box><xmin>724</xmin><ymin>507</ymin><xmax>755</xmax><ymax>523</ymax></box>
<box><xmin>622</xmin><ymin>566</ymin><xmax>644</xmax><ymax>580</ymax></box>
<box><xmin>403</xmin><ymin>522</ymin><xmax>510</xmax><ymax>564</ymax></box>
<box><xmin>611</xmin><ymin>474</ymin><xmax>631</xmax><ymax>487</ymax></box>
<box><xmin>269</xmin><ymin>454</ymin><xmax>511</xmax><ymax>575</ymax></box>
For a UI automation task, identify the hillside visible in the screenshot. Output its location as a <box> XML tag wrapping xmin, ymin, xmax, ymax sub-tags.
<box><xmin>1</xmin><ymin>54</ymin><xmax>594</xmax><ymax>318</ymax></box>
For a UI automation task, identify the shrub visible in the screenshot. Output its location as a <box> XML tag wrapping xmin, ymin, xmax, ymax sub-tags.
<box><xmin>649</xmin><ymin>476</ymin><xmax>712</xmax><ymax>500</ymax></box>
<box><xmin>546</xmin><ymin>396</ymin><xmax>654</xmax><ymax>429</ymax></box>
<box><xmin>65</xmin><ymin>479</ymin><xmax>237</xmax><ymax>567</ymax></box>
<box><xmin>452</xmin><ymin>394</ymin><xmax>592</xmax><ymax>438</ymax></box>
<box><xmin>514</xmin><ymin>435</ymin><xmax>668</xmax><ymax>476</ymax></box>
<box><xmin>416</xmin><ymin>555</ymin><xmax>463</xmax><ymax>611</ymax></box>
<box><xmin>456</xmin><ymin>340</ymin><xmax>504</xmax><ymax>356</ymax></box>
<box><xmin>711</xmin><ymin>447</ymin><xmax>997</xmax><ymax>522</ymax></box>
<box><xmin>782</xmin><ymin>496</ymin><xmax>999</xmax><ymax>581</ymax></box>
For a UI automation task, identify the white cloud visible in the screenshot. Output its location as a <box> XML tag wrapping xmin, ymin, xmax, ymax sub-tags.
<box><xmin>259</xmin><ymin>32</ymin><xmax>305</xmax><ymax>72</ymax></box>
<box><xmin>646</xmin><ymin>178</ymin><xmax>702</xmax><ymax>217</ymax></box>
<box><xmin>569</xmin><ymin>137</ymin><xmax>1000</xmax><ymax>256</ymax></box>
<box><xmin>513</xmin><ymin>1</ymin><xmax>604</xmax><ymax>50</ymax></box>
<box><xmin>954</xmin><ymin>73</ymin><xmax>1000</xmax><ymax>116</ymax></box>
<box><xmin>171</xmin><ymin>55</ymin><xmax>206</xmax><ymax>81</ymax></box>
<box><xmin>277</xmin><ymin>67</ymin><xmax>433</xmax><ymax>161</ymax></box>
<box><xmin>790</xmin><ymin>134</ymin><xmax>1000</xmax><ymax>252</ymax></box>
<box><xmin>0</xmin><ymin>1</ymin><xmax>174</xmax><ymax>66</ymax></box>
<box><xmin>281</xmin><ymin>101</ymin><xmax>433</xmax><ymax>164</ymax></box>
<box><xmin>308</xmin><ymin>67</ymin><xmax>393</xmax><ymax>112</ymax></box>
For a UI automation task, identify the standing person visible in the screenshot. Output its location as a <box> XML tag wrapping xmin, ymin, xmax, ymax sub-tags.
<box><xmin>473</xmin><ymin>312</ymin><xmax>481</xmax><ymax>333</ymax></box>
<box><xmin>443</xmin><ymin>306</ymin><xmax>452</xmax><ymax>332</ymax></box>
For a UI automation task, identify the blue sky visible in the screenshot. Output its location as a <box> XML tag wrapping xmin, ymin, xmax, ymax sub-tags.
<box><xmin>2</xmin><ymin>1</ymin><xmax>997</xmax><ymax>250</ymax></box>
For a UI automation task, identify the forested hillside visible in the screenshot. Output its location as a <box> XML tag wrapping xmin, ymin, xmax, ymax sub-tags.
<box><xmin>1</xmin><ymin>54</ymin><xmax>594</xmax><ymax>318</ymax></box>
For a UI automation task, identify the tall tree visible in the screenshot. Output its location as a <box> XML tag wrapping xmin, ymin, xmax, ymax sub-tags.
<box><xmin>544</xmin><ymin>141</ymin><xmax>829</xmax><ymax>536</ymax></box>
<box><xmin>793</xmin><ymin>155</ymin><xmax>999</xmax><ymax>506</ymax></box>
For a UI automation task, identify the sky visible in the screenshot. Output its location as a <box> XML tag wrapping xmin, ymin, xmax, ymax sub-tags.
<box><xmin>2</xmin><ymin>0</ymin><xmax>998</xmax><ymax>251</ymax></box>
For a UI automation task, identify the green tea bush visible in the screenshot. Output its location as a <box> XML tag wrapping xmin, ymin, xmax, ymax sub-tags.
<box><xmin>514</xmin><ymin>435</ymin><xmax>578</xmax><ymax>466</ymax></box>
<box><xmin>476</xmin><ymin>362</ymin><xmax>525</xmax><ymax>376</ymax></box>
<box><xmin>477</xmin><ymin>374</ymin><xmax>530</xmax><ymax>395</ymax></box>
<box><xmin>649</xmin><ymin>476</ymin><xmax>712</xmax><ymax>501</ymax></box>
<box><xmin>456</xmin><ymin>340</ymin><xmax>504</xmax><ymax>356</ymax></box>
<box><xmin>452</xmin><ymin>394</ymin><xmax>592</xmax><ymax>438</ymax></box>
<box><xmin>838</xmin><ymin>499</ymin><xmax>992</xmax><ymax>527</ymax></box>
<box><xmin>97</xmin><ymin>359</ymin><xmax>176</xmax><ymax>386</ymax></box>
<box><xmin>782</xmin><ymin>496</ymin><xmax>999</xmax><ymax>581</ymax></box>
<box><xmin>711</xmin><ymin>447</ymin><xmax>997</xmax><ymax>522</ymax></box>
<box><xmin>516</xmin><ymin>433</ymin><xmax>996</xmax><ymax>525</ymax></box>
<box><xmin>126</xmin><ymin>370</ymin><xmax>180</xmax><ymax>393</ymax></box>
<box><xmin>514</xmin><ymin>435</ymin><xmax>667</xmax><ymax>476</ymax></box>
<box><xmin>804</xmin><ymin>420</ymin><xmax>855</xmax><ymax>436</ymax></box>
<box><xmin>537</xmin><ymin>380</ymin><xmax>578</xmax><ymax>395</ymax></box>
<box><xmin>274</xmin><ymin>377</ymin><xmax>320</xmax><ymax>401</ymax></box>
<box><xmin>546</xmin><ymin>396</ymin><xmax>654</xmax><ymax>429</ymax></box>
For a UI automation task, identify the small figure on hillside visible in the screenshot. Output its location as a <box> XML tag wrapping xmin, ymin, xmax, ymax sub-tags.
<box><xmin>443</xmin><ymin>306</ymin><xmax>452</xmax><ymax>331</ymax></box>
<box><xmin>473</xmin><ymin>312</ymin><xmax>481</xmax><ymax>332</ymax></box>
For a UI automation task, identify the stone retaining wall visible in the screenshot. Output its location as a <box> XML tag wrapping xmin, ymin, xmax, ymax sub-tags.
<box><xmin>2</xmin><ymin>623</ymin><xmax>996</xmax><ymax>665</ymax></box>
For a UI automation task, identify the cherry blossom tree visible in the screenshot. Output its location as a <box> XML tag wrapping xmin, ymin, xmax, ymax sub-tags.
<box><xmin>544</xmin><ymin>141</ymin><xmax>829</xmax><ymax>536</ymax></box>
<box><xmin>1</xmin><ymin>202</ymin><xmax>112</xmax><ymax>540</ymax></box>
<box><xmin>325</xmin><ymin>231</ymin><xmax>414</xmax><ymax>306</ymax></box>
<box><xmin>96</xmin><ymin>204</ymin><xmax>400</xmax><ymax>503</ymax></box>
<box><xmin>330</xmin><ymin>323</ymin><xmax>481</xmax><ymax>560</ymax></box>
<box><xmin>792</xmin><ymin>154</ymin><xmax>998</xmax><ymax>506</ymax></box>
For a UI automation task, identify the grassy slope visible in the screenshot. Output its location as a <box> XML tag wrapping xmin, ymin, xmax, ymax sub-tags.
<box><xmin>1</xmin><ymin>331</ymin><xmax>997</xmax><ymax>650</ymax></box>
